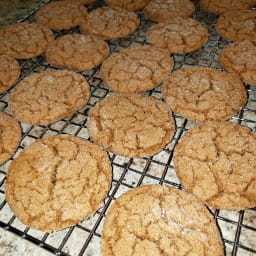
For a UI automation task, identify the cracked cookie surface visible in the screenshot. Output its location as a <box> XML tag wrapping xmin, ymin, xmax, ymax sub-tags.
<box><xmin>0</xmin><ymin>55</ymin><xmax>20</xmax><ymax>94</ymax></box>
<box><xmin>146</xmin><ymin>17</ymin><xmax>208</xmax><ymax>54</ymax></box>
<box><xmin>88</xmin><ymin>93</ymin><xmax>175</xmax><ymax>158</ymax></box>
<box><xmin>105</xmin><ymin>0</ymin><xmax>150</xmax><ymax>11</ymax></box>
<box><xmin>102</xmin><ymin>184</ymin><xmax>224</xmax><ymax>256</ymax></box>
<box><xmin>0</xmin><ymin>112</ymin><xmax>21</xmax><ymax>165</ymax></box>
<box><xmin>144</xmin><ymin>0</ymin><xmax>195</xmax><ymax>22</ymax></box>
<box><xmin>35</xmin><ymin>1</ymin><xmax>87</xmax><ymax>31</ymax></box>
<box><xmin>5</xmin><ymin>134</ymin><xmax>112</xmax><ymax>232</ymax></box>
<box><xmin>174</xmin><ymin>120</ymin><xmax>256</xmax><ymax>210</ymax></box>
<box><xmin>79</xmin><ymin>6</ymin><xmax>139</xmax><ymax>40</ymax></box>
<box><xmin>9</xmin><ymin>70</ymin><xmax>90</xmax><ymax>125</ymax></box>
<box><xmin>101</xmin><ymin>45</ymin><xmax>173</xmax><ymax>93</ymax></box>
<box><xmin>218</xmin><ymin>40</ymin><xmax>256</xmax><ymax>86</ymax></box>
<box><xmin>46</xmin><ymin>34</ymin><xmax>109</xmax><ymax>71</ymax></box>
<box><xmin>216</xmin><ymin>10</ymin><xmax>256</xmax><ymax>42</ymax></box>
<box><xmin>163</xmin><ymin>66</ymin><xmax>247</xmax><ymax>121</ymax></box>
<box><xmin>0</xmin><ymin>22</ymin><xmax>54</xmax><ymax>59</ymax></box>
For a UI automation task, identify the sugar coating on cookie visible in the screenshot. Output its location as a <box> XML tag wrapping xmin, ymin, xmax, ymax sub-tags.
<box><xmin>35</xmin><ymin>0</ymin><xmax>87</xmax><ymax>31</ymax></box>
<box><xmin>79</xmin><ymin>6</ymin><xmax>139</xmax><ymax>40</ymax></box>
<box><xmin>88</xmin><ymin>93</ymin><xmax>175</xmax><ymax>158</ymax></box>
<box><xmin>219</xmin><ymin>40</ymin><xmax>256</xmax><ymax>86</ymax></box>
<box><xmin>144</xmin><ymin>0</ymin><xmax>195</xmax><ymax>22</ymax></box>
<box><xmin>101</xmin><ymin>45</ymin><xmax>173</xmax><ymax>93</ymax></box>
<box><xmin>200</xmin><ymin>0</ymin><xmax>256</xmax><ymax>14</ymax></box>
<box><xmin>105</xmin><ymin>0</ymin><xmax>150</xmax><ymax>11</ymax></box>
<box><xmin>0</xmin><ymin>112</ymin><xmax>21</xmax><ymax>165</ymax></box>
<box><xmin>46</xmin><ymin>34</ymin><xmax>109</xmax><ymax>71</ymax></box>
<box><xmin>0</xmin><ymin>55</ymin><xmax>20</xmax><ymax>94</ymax></box>
<box><xmin>102</xmin><ymin>184</ymin><xmax>224</xmax><ymax>256</ymax></box>
<box><xmin>0</xmin><ymin>22</ymin><xmax>54</xmax><ymax>59</ymax></box>
<box><xmin>9</xmin><ymin>70</ymin><xmax>90</xmax><ymax>125</ymax></box>
<box><xmin>5</xmin><ymin>134</ymin><xmax>112</xmax><ymax>232</ymax></box>
<box><xmin>146</xmin><ymin>17</ymin><xmax>208</xmax><ymax>54</ymax></box>
<box><xmin>174</xmin><ymin>120</ymin><xmax>256</xmax><ymax>210</ymax></box>
<box><xmin>216</xmin><ymin>10</ymin><xmax>256</xmax><ymax>42</ymax></box>
<box><xmin>163</xmin><ymin>66</ymin><xmax>247</xmax><ymax>121</ymax></box>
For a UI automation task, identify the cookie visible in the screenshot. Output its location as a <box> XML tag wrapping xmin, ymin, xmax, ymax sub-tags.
<box><xmin>146</xmin><ymin>17</ymin><xmax>208</xmax><ymax>54</ymax></box>
<box><xmin>163</xmin><ymin>66</ymin><xmax>247</xmax><ymax>121</ymax></box>
<box><xmin>0</xmin><ymin>22</ymin><xmax>54</xmax><ymax>59</ymax></box>
<box><xmin>218</xmin><ymin>40</ymin><xmax>256</xmax><ymax>86</ymax></box>
<box><xmin>144</xmin><ymin>0</ymin><xmax>195</xmax><ymax>22</ymax></box>
<box><xmin>174</xmin><ymin>120</ymin><xmax>256</xmax><ymax>210</ymax></box>
<box><xmin>105</xmin><ymin>0</ymin><xmax>150</xmax><ymax>11</ymax></box>
<box><xmin>102</xmin><ymin>184</ymin><xmax>224</xmax><ymax>256</ymax></box>
<box><xmin>0</xmin><ymin>55</ymin><xmax>20</xmax><ymax>94</ymax></box>
<box><xmin>216</xmin><ymin>10</ymin><xmax>256</xmax><ymax>42</ymax></box>
<box><xmin>46</xmin><ymin>34</ymin><xmax>109</xmax><ymax>71</ymax></box>
<box><xmin>200</xmin><ymin>0</ymin><xmax>256</xmax><ymax>14</ymax></box>
<box><xmin>5</xmin><ymin>134</ymin><xmax>112</xmax><ymax>232</ymax></box>
<box><xmin>0</xmin><ymin>112</ymin><xmax>21</xmax><ymax>165</ymax></box>
<box><xmin>79</xmin><ymin>6</ymin><xmax>139</xmax><ymax>40</ymax></box>
<box><xmin>87</xmin><ymin>93</ymin><xmax>175</xmax><ymax>158</ymax></box>
<box><xmin>9</xmin><ymin>70</ymin><xmax>90</xmax><ymax>125</ymax></box>
<box><xmin>35</xmin><ymin>0</ymin><xmax>87</xmax><ymax>31</ymax></box>
<box><xmin>100</xmin><ymin>45</ymin><xmax>174</xmax><ymax>93</ymax></box>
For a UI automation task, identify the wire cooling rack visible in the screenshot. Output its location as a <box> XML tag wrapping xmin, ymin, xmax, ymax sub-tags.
<box><xmin>0</xmin><ymin>0</ymin><xmax>256</xmax><ymax>255</ymax></box>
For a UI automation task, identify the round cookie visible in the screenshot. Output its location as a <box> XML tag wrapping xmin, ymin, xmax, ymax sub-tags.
<box><xmin>200</xmin><ymin>0</ymin><xmax>256</xmax><ymax>14</ymax></box>
<box><xmin>5</xmin><ymin>134</ymin><xmax>112</xmax><ymax>232</ymax></box>
<box><xmin>0</xmin><ymin>112</ymin><xmax>21</xmax><ymax>165</ymax></box>
<box><xmin>87</xmin><ymin>93</ymin><xmax>175</xmax><ymax>158</ymax></box>
<box><xmin>9</xmin><ymin>70</ymin><xmax>90</xmax><ymax>125</ymax></box>
<box><xmin>218</xmin><ymin>40</ymin><xmax>256</xmax><ymax>86</ymax></box>
<box><xmin>105</xmin><ymin>0</ymin><xmax>151</xmax><ymax>11</ymax></box>
<box><xmin>216</xmin><ymin>10</ymin><xmax>256</xmax><ymax>42</ymax></box>
<box><xmin>46</xmin><ymin>34</ymin><xmax>110</xmax><ymax>71</ymax></box>
<box><xmin>163</xmin><ymin>66</ymin><xmax>247</xmax><ymax>121</ymax></box>
<box><xmin>174</xmin><ymin>120</ymin><xmax>256</xmax><ymax>210</ymax></box>
<box><xmin>0</xmin><ymin>55</ymin><xmax>20</xmax><ymax>94</ymax></box>
<box><xmin>102</xmin><ymin>184</ymin><xmax>224</xmax><ymax>256</ymax></box>
<box><xmin>79</xmin><ymin>6</ymin><xmax>139</xmax><ymax>40</ymax></box>
<box><xmin>0</xmin><ymin>22</ymin><xmax>54</xmax><ymax>59</ymax></box>
<box><xmin>146</xmin><ymin>17</ymin><xmax>208</xmax><ymax>54</ymax></box>
<box><xmin>144</xmin><ymin>0</ymin><xmax>195</xmax><ymax>22</ymax></box>
<box><xmin>35</xmin><ymin>0</ymin><xmax>87</xmax><ymax>31</ymax></box>
<box><xmin>100</xmin><ymin>45</ymin><xmax>174</xmax><ymax>93</ymax></box>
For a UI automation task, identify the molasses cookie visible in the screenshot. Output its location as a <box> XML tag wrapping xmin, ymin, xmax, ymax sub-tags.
<box><xmin>163</xmin><ymin>66</ymin><xmax>247</xmax><ymax>121</ymax></box>
<box><xmin>101</xmin><ymin>45</ymin><xmax>173</xmax><ymax>93</ymax></box>
<box><xmin>87</xmin><ymin>93</ymin><xmax>175</xmax><ymax>158</ymax></box>
<box><xmin>174</xmin><ymin>120</ymin><xmax>256</xmax><ymax>210</ymax></box>
<box><xmin>105</xmin><ymin>0</ymin><xmax>150</xmax><ymax>11</ymax></box>
<box><xmin>5</xmin><ymin>134</ymin><xmax>112</xmax><ymax>232</ymax></box>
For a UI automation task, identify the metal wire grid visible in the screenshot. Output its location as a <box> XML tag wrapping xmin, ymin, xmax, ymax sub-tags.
<box><xmin>0</xmin><ymin>0</ymin><xmax>256</xmax><ymax>255</ymax></box>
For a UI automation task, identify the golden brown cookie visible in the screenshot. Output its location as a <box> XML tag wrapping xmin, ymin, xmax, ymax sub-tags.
<box><xmin>162</xmin><ymin>66</ymin><xmax>247</xmax><ymax>121</ymax></box>
<box><xmin>144</xmin><ymin>0</ymin><xmax>195</xmax><ymax>22</ymax></box>
<box><xmin>102</xmin><ymin>184</ymin><xmax>224</xmax><ymax>256</ymax></box>
<box><xmin>35</xmin><ymin>0</ymin><xmax>87</xmax><ymax>31</ymax></box>
<box><xmin>0</xmin><ymin>55</ymin><xmax>20</xmax><ymax>94</ymax></box>
<box><xmin>105</xmin><ymin>0</ymin><xmax>150</xmax><ymax>11</ymax></box>
<box><xmin>200</xmin><ymin>0</ymin><xmax>256</xmax><ymax>14</ymax></box>
<box><xmin>0</xmin><ymin>22</ymin><xmax>54</xmax><ymax>59</ymax></box>
<box><xmin>5</xmin><ymin>134</ymin><xmax>112</xmax><ymax>232</ymax></box>
<box><xmin>216</xmin><ymin>10</ymin><xmax>256</xmax><ymax>42</ymax></box>
<box><xmin>9</xmin><ymin>70</ymin><xmax>90</xmax><ymax>125</ymax></box>
<box><xmin>218</xmin><ymin>40</ymin><xmax>256</xmax><ymax>86</ymax></box>
<box><xmin>100</xmin><ymin>45</ymin><xmax>174</xmax><ymax>93</ymax></box>
<box><xmin>146</xmin><ymin>17</ymin><xmax>208</xmax><ymax>54</ymax></box>
<box><xmin>87</xmin><ymin>93</ymin><xmax>175</xmax><ymax>158</ymax></box>
<box><xmin>79</xmin><ymin>6</ymin><xmax>139</xmax><ymax>40</ymax></box>
<box><xmin>174</xmin><ymin>120</ymin><xmax>256</xmax><ymax>210</ymax></box>
<box><xmin>46</xmin><ymin>34</ymin><xmax>109</xmax><ymax>71</ymax></box>
<box><xmin>0</xmin><ymin>112</ymin><xmax>21</xmax><ymax>165</ymax></box>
